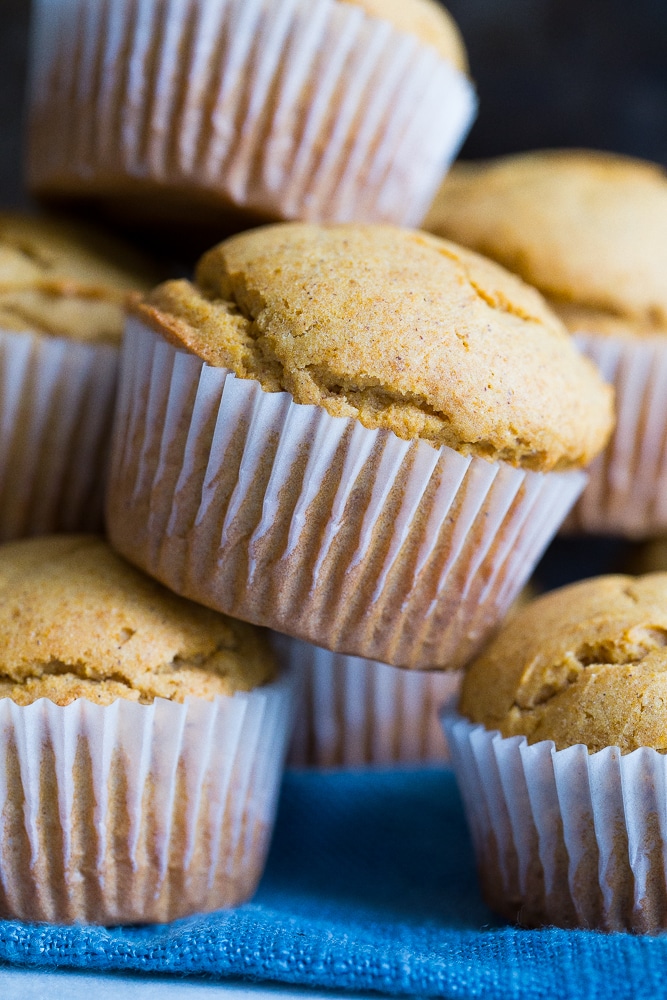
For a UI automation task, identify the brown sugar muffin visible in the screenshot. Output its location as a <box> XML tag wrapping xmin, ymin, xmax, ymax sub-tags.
<box><xmin>425</xmin><ymin>150</ymin><xmax>667</xmax><ymax>536</ymax></box>
<box><xmin>0</xmin><ymin>213</ymin><xmax>156</xmax><ymax>541</ymax></box>
<box><xmin>27</xmin><ymin>0</ymin><xmax>476</xmax><ymax>233</ymax></box>
<box><xmin>0</xmin><ymin>535</ymin><xmax>293</xmax><ymax>925</ymax></box>
<box><xmin>107</xmin><ymin>222</ymin><xmax>613</xmax><ymax>671</ymax></box>
<box><xmin>445</xmin><ymin>574</ymin><xmax>667</xmax><ymax>933</ymax></box>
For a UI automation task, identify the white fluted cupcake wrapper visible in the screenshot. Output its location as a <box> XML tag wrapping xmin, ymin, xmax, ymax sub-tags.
<box><xmin>107</xmin><ymin>318</ymin><xmax>586</xmax><ymax>671</ymax></box>
<box><xmin>565</xmin><ymin>333</ymin><xmax>667</xmax><ymax>538</ymax></box>
<box><xmin>28</xmin><ymin>0</ymin><xmax>476</xmax><ymax>227</ymax></box>
<box><xmin>0</xmin><ymin>327</ymin><xmax>117</xmax><ymax>541</ymax></box>
<box><xmin>0</xmin><ymin>670</ymin><xmax>294</xmax><ymax>925</ymax></box>
<box><xmin>444</xmin><ymin>712</ymin><xmax>667</xmax><ymax>934</ymax></box>
<box><xmin>272</xmin><ymin>632</ymin><xmax>459</xmax><ymax>767</ymax></box>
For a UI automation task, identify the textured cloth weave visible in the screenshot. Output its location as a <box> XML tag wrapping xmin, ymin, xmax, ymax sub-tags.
<box><xmin>0</xmin><ymin>769</ymin><xmax>665</xmax><ymax>999</ymax></box>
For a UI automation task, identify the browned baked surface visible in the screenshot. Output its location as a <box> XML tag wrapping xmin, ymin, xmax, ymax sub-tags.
<box><xmin>425</xmin><ymin>151</ymin><xmax>667</xmax><ymax>337</ymax></box>
<box><xmin>0</xmin><ymin>535</ymin><xmax>275</xmax><ymax>706</ymax></box>
<box><xmin>460</xmin><ymin>573</ymin><xmax>667</xmax><ymax>752</ymax></box>
<box><xmin>137</xmin><ymin>222</ymin><xmax>613</xmax><ymax>472</ymax></box>
<box><xmin>0</xmin><ymin>213</ymin><xmax>156</xmax><ymax>343</ymax></box>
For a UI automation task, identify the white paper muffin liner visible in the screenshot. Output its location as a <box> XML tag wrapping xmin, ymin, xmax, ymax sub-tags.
<box><xmin>0</xmin><ymin>327</ymin><xmax>117</xmax><ymax>541</ymax></box>
<box><xmin>271</xmin><ymin>632</ymin><xmax>460</xmax><ymax>767</ymax></box>
<box><xmin>565</xmin><ymin>332</ymin><xmax>667</xmax><ymax>538</ymax></box>
<box><xmin>107</xmin><ymin>317</ymin><xmax>586</xmax><ymax>671</ymax></box>
<box><xmin>0</xmin><ymin>669</ymin><xmax>294</xmax><ymax>925</ymax></box>
<box><xmin>27</xmin><ymin>0</ymin><xmax>476</xmax><ymax>228</ymax></box>
<box><xmin>444</xmin><ymin>710</ymin><xmax>667</xmax><ymax>933</ymax></box>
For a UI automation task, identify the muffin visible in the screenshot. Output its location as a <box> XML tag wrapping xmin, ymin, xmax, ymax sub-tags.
<box><xmin>27</xmin><ymin>0</ymin><xmax>476</xmax><ymax>233</ymax></box>
<box><xmin>0</xmin><ymin>535</ymin><xmax>293</xmax><ymax>924</ymax></box>
<box><xmin>0</xmin><ymin>213</ymin><xmax>155</xmax><ymax>540</ymax></box>
<box><xmin>445</xmin><ymin>573</ymin><xmax>667</xmax><ymax>933</ymax></box>
<box><xmin>425</xmin><ymin>150</ymin><xmax>667</xmax><ymax>537</ymax></box>
<box><xmin>107</xmin><ymin>222</ymin><xmax>612</xmax><ymax>671</ymax></box>
<box><xmin>275</xmin><ymin>635</ymin><xmax>459</xmax><ymax>766</ymax></box>
<box><xmin>278</xmin><ymin>586</ymin><xmax>535</xmax><ymax>767</ymax></box>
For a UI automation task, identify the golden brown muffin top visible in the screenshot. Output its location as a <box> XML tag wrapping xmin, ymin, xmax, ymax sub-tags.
<box><xmin>0</xmin><ymin>536</ymin><xmax>275</xmax><ymax>707</ymax></box>
<box><xmin>339</xmin><ymin>0</ymin><xmax>468</xmax><ymax>72</ymax></box>
<box><xmin>460</xmin><ymin>574</ymin><xmax>667</xmax><ymax>753</ymax></box>
<box><xmin>425</xmin><ymin>151</ymin><xmax>667</xmax><ymax>337</ymax></box>
<box><xmin>0</xmin><ymin>214</ymin><xmax>156</xmax><ymax>344</ymax></box>
<box><xmin>137</xmin><ymin>222</ymin><xmax>613</xmax><ymax>472</ymax></box>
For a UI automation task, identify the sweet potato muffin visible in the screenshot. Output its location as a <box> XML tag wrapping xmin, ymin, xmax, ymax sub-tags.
<box><xmin>0</xmin><ymin>213</ymin><xmax>156</xmax><ymax>540</ymax></box>
<box><xmin>460</xmin><ymin>573</ymin><xmax>667</xmax><ymax>752</ymax></box>
<box><xmin>0</xmin><ymin>534</ymin><xmax>274</xmax><ymax>706</ymax></box>
<box><xmin>447</xmin><ymin>573</ymin><xmax>667</xmax><ymax>933</ymax></box>
<box><xmin>0</xmin><ymin>212</ymin><xmax>153</xmax><ymax>343</ymax></box>
<box><xmin>108</xmin><ymin>222</ymin><xmax>612</xmax><ymax>670</ymax></box>
<box><xmin>27</xmin><ymin>0</ymin><xmax>476</xmax><ymax>231</ymax></box>
<box><xmin>426</xmin><ymin>151</ymin><xmax>667</xmax><ymax>536</ymax></box>
<box><xmin>142</xmin><ymin>223</ymin><xmax>611</xmax><ymax>468</ymax></box>
<box><xmin>0</xmin><ymin>535</ymin><xmax>293</xmax><ymax>925</ymax></box>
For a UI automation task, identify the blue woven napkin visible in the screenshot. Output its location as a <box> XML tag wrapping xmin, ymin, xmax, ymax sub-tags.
<box><xmin>0</xmin><ymin>768</ymin><xmax>665</xmax><ymax>999</ymax></box>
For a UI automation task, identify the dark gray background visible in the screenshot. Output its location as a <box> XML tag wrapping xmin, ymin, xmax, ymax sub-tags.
<box><xmin>2</xmin><ymin>0</ymin><xmax>666</xmax><ymax>206</ymax></box>
<box><xmin>1</xmin><ymin>0</ymin><xmax>30</xmax><ymax>208</ymax></box>
<box><xmin>448</xmin><ymin>0</ymin><xmax>667</xmax><ymax>167</ymax></box>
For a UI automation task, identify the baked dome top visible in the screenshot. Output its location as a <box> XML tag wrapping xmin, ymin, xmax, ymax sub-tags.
<box><xmin>461</xmin><ymin>573</ymin><xmax>667</xmax><ymax>753</ymax></box>
<box><xmin>425</xmin><ymin>151</ymin><xmax>667</xmax><ymax>335</ymax></box>
<box><xmin>0</xmin><ymin>213</ymin><xmax>156</xmax><ymax>343</ymax></box>
<box><xmin>138</xmin><ymin>222</ymin><xmax>613</xmax><ymax>472</ymax></box>
<box><xmin>0</xmin><ymin>535</ymin><xmax>275</xmax><ymax>706</ymax></box>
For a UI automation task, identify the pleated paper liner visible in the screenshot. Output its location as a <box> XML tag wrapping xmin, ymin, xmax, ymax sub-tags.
<box><xmin>444</xmin><ymin>711</ymin><xmax>667</xmax><ymax>934</ymax></box>
<box><xmin>0</xmin><ymin>669</ymin><xmax>294</xmax><ymax>924</ymax></box>
<box><xmin>565</xmin><ymin>333</ymin><xmax>667</xmax><ymax>538</ymax></box>
<box><xmin>277</xmin><ymin>588</ymin><xmax>536</xmax><ymax>767</ymax></box>
<box><xmin>271</xmin><ymin>633</ymin><xmax>460</xmax><ymax>767</ymax></box>
<box><xmin>0</xmin><ymin>327</ymin><xmax>117</xmax><ymax>541</ymax></box>
<box><xmin>107</xmin><ymin>318</ymin><xmax>586</xmax><ymax>671</ymax></box>
<box><xmin>27</xmin><ymin>0</ymin><xmax>476</xmax><ymax>228</ymax></box>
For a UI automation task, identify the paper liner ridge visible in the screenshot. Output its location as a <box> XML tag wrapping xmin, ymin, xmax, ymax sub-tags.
<box><xmin>107</xmin><ymin>319</ymin><xmax>586</xmax><ymax>670</ymax></box>
<box><xmin>444</xmin><ymin>713</ymin><xmax>667</xmax><ymax>933</ymax></box>
<box><xmin>0</xmin><ymin>671</ymin><xmax>294</xmax><ymax>924</ymax></box>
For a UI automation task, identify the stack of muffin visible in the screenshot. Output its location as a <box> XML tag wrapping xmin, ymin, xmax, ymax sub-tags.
<box><xmin>1</xmin><ymin>0</ymin><xmax>665</xmax><ymax>936</ymax></box>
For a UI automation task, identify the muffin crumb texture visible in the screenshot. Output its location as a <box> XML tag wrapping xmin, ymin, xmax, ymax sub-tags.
<box><xmin>138</xmin><ymin>223</ymin><xmax>613</xmax><ymax>472</ymax></box>
<box><xmin>0</xmin><ymin>213</ymin><xmax>155</xmax><ymax>342</ymax></box>
<box><xmin>460</xmin><ymin>573</ymin><xmax>667</xmax><ymax>752</ymax></box>
<box><xmin>0</xmin><ymin>536</ymin><xmax>275</xmax><ymax>706</ymax></box>
<box><xmin>425</xmin><ymin>150</ymin><xmax>667</xmax><ymax>337</ymax></box>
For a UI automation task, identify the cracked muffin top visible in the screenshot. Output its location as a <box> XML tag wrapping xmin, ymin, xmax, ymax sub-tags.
<box><xmin>0</xmin><ymin>213</ymin><xmax>156</xmax><ymax>344</ymax></box>
<box><xmin>0</xmin><ymin>535</ymin><xmax>275</xmax><ymax>707</ymax></box>
<box><xmin>340</xmin><ymin>0</ymin><xmax>468</xmax><ymax>72</ymax></box>
<box><xmin>425</xmin><ymin>151</ymin><xmax>667</xmax><ymax>338</ymax></box>
<box><xmin>460</xmin><ymin>574</ymin><xmax>667</xmax><ymax>753</ymax></box>
<box><xmin>136</xmin><ymin>222</ymin><xmax>613</xmax><ymax>472</ymax></box>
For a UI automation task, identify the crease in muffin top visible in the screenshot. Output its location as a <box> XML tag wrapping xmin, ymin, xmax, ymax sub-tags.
<box><xmin>0</xmin><ymin>535</ymin><xmax>275</xmax><ymax>707</ymax></box>
<box><xmin>135</xmin><ymin>223</ymin><xmax>614</xmax><ymax>474</ymax></box>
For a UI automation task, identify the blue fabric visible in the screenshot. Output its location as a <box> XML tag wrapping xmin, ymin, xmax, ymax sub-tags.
<box><xmin>0</xmin><ymin>768</ymin><xmax>665</xmax><ymax>999</ymax></box>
